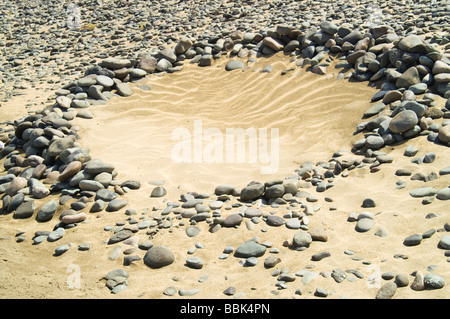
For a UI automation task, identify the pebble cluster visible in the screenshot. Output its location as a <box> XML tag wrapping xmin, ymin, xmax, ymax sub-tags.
<box><xmin>0</xmin><ymin>0</ymin><xmax>449</xmax><ymax>299</ymax></box>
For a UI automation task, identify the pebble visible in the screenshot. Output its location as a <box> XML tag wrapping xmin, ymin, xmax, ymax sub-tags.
<box><xmin>143</xmin><ymin>245</ymin><xmax>175</xmax><ymax>269</ymax></box>
<box><xmin>376</xmin><ymin>282</ymin><xmax>397</xmax><ymax>299</ymax></box>
<box><xmin>424</xmin><ymin>274</ymin><xmax>445</xmax><ymax>289</ymax></box>
<box><xmin>234</xmin><ymin>241</ymin><xmax>266</xmax><ymax>258</ymax></box>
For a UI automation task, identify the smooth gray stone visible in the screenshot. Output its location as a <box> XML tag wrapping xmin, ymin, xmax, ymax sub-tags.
<box><xmin>178</xmin><ymin>289</ymin><xmax>200</xmax><ymax>296</ymax></box>
<box><xmin>96</xmin><ymin>189</ymin><xmax>119</xmax><ymax>201</ymax></box>
<box><xmin>403</xmin><ymin>234</ymin><xmax>423</xmax><ymax>246</ymax></box>
<box><xmin>240</xmin><ymin>182</ymin><xmax>264</xmax><ymax>201</ymax></box>
<box><xmin>424</xmin><ymin>274</ymin><xmax>445</xmax><ymax>289</ymax></box>
<box><xmin>355</xmin><ymin>218</ymin><xmax>375</xmax><ymax>232</ymax></box>
<box><xmin>436</xmin><ymin>188</ymin><xmax>450</xmax><ymax>200</ymax></box>
<box><xmin>54</xmin><ymin>244</ymin><xmax>70</xmax><ymax>256</ymax></box>
<box><xmin>48</xmin><ymin>227</ymin><xmax>65</xmax><ymax>242</ymax></box>
<box><xmin>108</xmin><ymin>229</ymin><xmax>132</xmax><ymax>244</ymax></box>
<box><xmin>13</xmin><ymin>200</ymin><xmax>36</xmax><ymax>219</ymax></box>
<box><xmin>36</xmin><ymin>200</ymin><xmax>58</xmax><ymax>222</ymax></box>
<box><xmin>143</xmin><ymin>245</ymin><xmax>175</xmax><ymax>268</ymax></box>
<box><xmin>265</xmin><ymin>215</ymin><xmax>285</xmax><ymax>226</ymax></box>
<box><xmin>409</xmin><ymin>187</ymin><xmax>437</xmax><ymax>198</ymax></box>
<box><xmin>151</xmin><ymin>186</ymin><xmax>167</xmax><ymax>197</ymax></box>
<box><xmin>185</xmin><ymin>256</ymin><xmax>204</xmax><ymax>269</ymax></box>
<box><xmin>221</xmin><ymin>213</ymin><xmax>243</xmax><ymax>227</ymax></box>
<box><xmin>106</xmin><ymin>199</ymin><xmax>128</xmax><ymax>212</ymax></box>
<box><xmin>234</xmin><ymin>241</ymin><xmax>266</xmax><ymax>258</ymax></box>
<box><xmin>439</xmin><ymin>235</ymin><xmax>450</xmax><ymax>249</ymax></box>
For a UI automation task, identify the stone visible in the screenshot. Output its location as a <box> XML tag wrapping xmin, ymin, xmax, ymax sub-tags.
<box><xmin>106</xmin><ymin>199</ymin><xmax>128</xmax><ymax>212</ymax></box>
<box><xmin>143</xmin><ymin>245</ymin><xmax>175</xmax><ymax>268</ymax></box>
<box><xmin>5</xmin><ymin>177</ymin><xmax>27</xmax><ymax>196</ymax></box>
<box><xmin>48</xmin><ymin>227</ymin><xmax>65</xmax><ymax>242</ymax></box>
<box><xmin>376</xmin><ymin>282</ymin><xmax>397</xmax><ymax>299</ymax></box>
<box><xmin>411</xmin><ymin>271</ymin><xmax>425</xmax><ymax>291</ymax></box>
<box><xmin>292</xmin><ymin>231</ymin><xmax>312</xmax><ymax>248</ymax></box>
<box><xmin>395</xmin><ymin>273</ymin><xmax>410</xmax><ymax>287</ymax></box>
<box><xmin>264</xmin><ymin>256</ymin><xmax>281</xmax><ymax>268</ymax></box>
<box><xmin>234</xmin><ymin>241</ymin><xmax>266</xmax><ymax>258</ymax></box>
<box><xmin>424</xmin><ymin>274</ymin><xmax>445</xmax><ymax>289</ymax></box>
<box><xmin>221</xmin><ymin>214</ymin><xmax>243</xmax><ymax>227</ymax></box>
<box><xmin>116</xmin><ymin>83</ymin><xmax>132</xmax><ymax>97</ymax></box>
<box><xmin>54</xmin><ymin>245</ymin><xmax>70</xmax><ymax>256</ymax></box>
<box><xmin>225</xmin><ymin>60</ymin><xmax>245</xmax><ymax>71</ymax></box>
<box><xmin>61</xmin><ymin>212</ymin><xmax>86</xmax><ymax>224</ymax></box>
<box><xmin>240</xmin><ymin>182</ymin><xmax>264</xmax><ymax>201</ymax></box>
<box><xmin>175</xmin><ymin>37</ymin><xmax>193</xmax><ymax>54</ymax></box>
<box><xmin>389</xmin><ymin>110</ymin><xmax>419</xmax><ymax>134</ymax></box>
<box><xmin>108</xmin><ymin>229</ymin><xmax>132</xmax><ymax>244</ymax></box>
<box><xmin>151</xmin><ymin>186</ymin><xmax>167</xmax><ymax>197</ymax></box>
<box><xmin>185</xmin><ymin>256</ymin><xmax>204</xmax><ymax>269</ymax></box>
<box><xmin>409</xmin><ymin>187</ymin><xmax>437</xmax><ymax>198</ymax></box>
<box><xmin>138</xmin><ymin>55</ymin><xmax>157</xmax><ymax>73</ymax></box>
<box><xmin>438</xmin><ymin>125</ymin><xmax>450</xmax><ymax>144</ymax></box>
<box><xmin>263</xmin><ymin>37</ymin><xmax>284</xmax><ymax>51</ymax></box>
<box><xmin>36</xmin><ymin>200</ymin><xmax>58</xmax><ymax>222</ymax></box>
<box><xmin>13</xmin><ymin>200</ymin><xmax>36</xmax><ymax>219</ymax></box>
<box><xmin>439</xmin><ymin>235</ymin><xmax>450</xmax><ymax>249</ymax></box>
<box><xmin>403</xmin><ymin>234</ymin><xmax>423</xmax><ymax>246</ymax></box>
<box><xmin>398</xmin><ymin>35</ymin><xmax>426</xmax><ymax>53</ymax></box>
<box><xmin>265</xmin><ymin>215</ymin><xmax>285</xmax><ymax>226</ymax></box>
<box><xmin>396</xmin><ymin>67</ymin><xmax>420</xmax><ymax>89</ymax></box>
<box><xmin>355</xmin><ymin>218</ymin><xmax>375</xmax><ymax>232</ymax></box>
<box><xmin>320</xmin><ymin>20</ymin><xmax>338</xmax><ymax>35</ymax></box>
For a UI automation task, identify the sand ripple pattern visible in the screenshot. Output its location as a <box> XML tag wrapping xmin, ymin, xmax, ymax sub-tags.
<box><xmin>78</xmin><ymin>56</ymin><xmax>377</xmax><ymax>193</ymax></box>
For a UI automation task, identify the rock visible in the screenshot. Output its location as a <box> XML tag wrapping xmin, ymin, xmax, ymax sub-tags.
<box><xmin>48</xmin><ymin>227</ymin><xmax>65</xmax><ymax>242</ymax></box>
<box><xmin>355</xmin><ymin>218</ymin><xmax>375</xmax><ymax>232</ymax></box>
<box><xmin>54</xmin><ymin>245</ymin><xmax>70</xmax><ymax>256</ymax></box>
<box><xmin>263</xmin><ymin>37</ymin><xmax>284</xmax><ymax>51</ymax></box>
<box><xmin>178</xmin><ymin>289</ymin><xmax>200</xmax><ymax>297</ymax></box>
<box><xmin>47</xmin><ymin>137</ymin><xmax>75</xmax><ymax>158</ymax></box>
<box><xmin>320</xmin><ymin>20</ymin><xmax>338</xmax><ymax>35</ymax></box>
<box><xmin>214</xmin><ymin>185</ymin><xmax>235</xmax><ymax>195</ymax></box>
<box><xmin>225</xmin><ymin>60</ymin><xmax>245</xmax><ymax>71</ymax></box>
<box><xmin>364</xmin><ymin>102</ymin><xmax>386</xmax><ymax>118</ymax></box>
<box><xmin>61</xmin><ymin>212</ymin><xmax>86</xmax><ymax>224</ymax></box>
<box><xmin>185</xmin><ymin>256</ymin><xmax>204</xmax><ymax>269</ymax></box>
<box><xmin>292</xmin><ymin>231</ymin><xmax>312</xmax><ymax>248</ymax></box>
<box><xmin>403</xmin><ymin>234</ymin><xmax>423</xmax><ymax>246</ymax></box>
<box><xmin>106</xmin><ymin>199</ymin><xmax>128</xmax><ymax>212</ymax></box>
<box><xmin>36</xmin><ymin>200</ymin><xmax>58</xmax><ymax>222</ymax></box>
<box><xmin>143</xmin><ymin>245</ymin><xmax>175</xmax><ymax>268</ymax></box>
<box><xmin>116</xmin><ymin>83</ymin><xmax>132</xmax><ymax>97</ymax></box>
<box><xmin>409</xmin><ymin>187</ymin><xmax>437</xmax><ymax>198</ymax></box>
<box><xmin>424</xmin><ymin>274</ymin><xmax>445</xmax><ymax>289</ymax></box>
<box><xmin>398</xmin><ymin>35</ymin><xmax>426</xmax><ymax>53</ymax></box>
<box><xmin>151</xmin><ymin>186</ymin><xmax>167</xmax><ymax>197</ymax></box>
<box><xmin>395</xmin><ymin>273</ymin><xmax>410</xmax><ymax>287</ymax></box>
<box><xmin>314</xmin><ymin>287</ymin><xmax>328</xmax><ymax>297</ymax></box>
<box><xmin>5</xmin><ymin>177</ymin><xmax>27</xmax><ymax>196</ymax></box>
<box><xmin>439</xmin><ymin>235</ymin><xmax>450</xmax><ymax>249</ymax></box>
<box><xmin>234</xmin><ymin>241</ymin><xmax>266</xmax><ymax>258</ymax></box>
<box><xmin>221</xmin><ymin>214</ymin><xmax>243</xmax><ymax>227</ymax></box>
<box><xmin>438</xmin><ymin>125</ymin><xmax>450</xmax><ymax>144</ymax></box>
<box><xmin>100</xmin><ymin>58</ymin><xmax>131</xmax><ymax>69</ymax></box>
<box><xmin>138</xmin><ymin>55</ymin><xmax>157</xmax><ymax>73</ymax></box>
<box><xmin>411</xmin><ymin>271</ymin><xmax>425</xmax><ymax>291</ymax></box>
<box><xmin>389</xmin><ymin>110</ymin><xmax>419</xmax><ymax>134</ymax></box>
<box><xmin>264</xmin><ymin>256</ymin><xmax>281</xmax><ymax>268</ymax></box>
<box><xmin>432</xmin><ymin>60</ymin><xmax>450</xmax><ymax>74</ymax></box>
<box><xmin>84</xmin><ymin>161</ymin><xmax>115</xmax><ymax>175</ymax></box>
<box><xmin>108</xmin><ymin>229</ymin><xmax>133</xmax><ymax>244</ymax></box>
<box><xmin>265</xmin><ymin>215</ymin><xmax>285</xmax><ymax>226</ymax></box>
<box><xmin>396</xmin><ymin>67</ymin><xmax>420</xmax><ymax>89</ymax></box>
<box><xmin>308</xmin><ymin>228</ymin><xmax>328</xmax><ymax>242</ymax></box>
<box><xmin>240</xmin><ymin>182</ymin><xmax>264</xmax><ymax>201</ymax></box>
<box><xmin>331</xmin><ymin>269</ymin><xmax>347</xmax><ymax>283</ymax></box>
<box><xmin>13</xmin><ymin>200</ymin><xmax>36</xmax><ymax>219</ymax></box>
<box><xmin>376</xmin><ymin>282</ymin><xmax>397</xmax><ymax>299</ymax></box>
<box><xmin>175</xmin><ymin>37</ymin><xmax>193</xmax><ymax>54</ymax></box>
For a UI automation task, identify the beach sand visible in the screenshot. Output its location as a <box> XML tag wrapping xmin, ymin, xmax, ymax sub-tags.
<box><xmin>0</xmin><ymin>52</ymin><xmax>449</xmax><ymax>299</ymax></box>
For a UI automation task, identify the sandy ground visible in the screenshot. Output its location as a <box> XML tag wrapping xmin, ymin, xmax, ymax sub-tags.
<box><xmin>0</xmin><ymin>53</ymin><xmax>449</xmax><ymax>299</ymax></box>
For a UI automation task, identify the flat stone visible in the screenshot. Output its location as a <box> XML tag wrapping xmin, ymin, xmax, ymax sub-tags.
<box><xmin>404</xmin><ymin>234</ymin><xmax>423</xmax><ymax>246</ymax></box>
<box><xmin>234</xmin><ymin>241</ymin><xmax>266</xmax><ymax>258</ymax></box>
<box><xmin>36</xmin><ymin>200</ymin><xmax>58</xmax><ymax>222</ymax></box>
<box><xmin>409</xmin><ymin>187</ymin><xmax>437</xmax><ymax>198</ymax></box>
<box><xmin>225</xmin><ymin>60</ymin><xmax>245</xmax><ymax>71</ymax></box>
<box><xmin>424</xmin><ymin>274</ymin><xmax>445</xmax><ymax>289</ymax></box>
<box><xmin>13</xmin><ymin>200</ymin><xmax>36</xmax><ymax>219</ymax></box>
